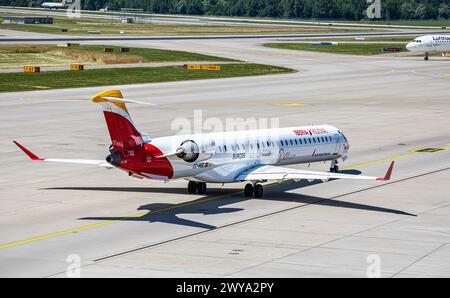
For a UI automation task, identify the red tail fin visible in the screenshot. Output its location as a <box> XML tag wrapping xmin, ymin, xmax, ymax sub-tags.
<box><xmin>92</xmin><ymin>90</ymin><xmax>143</xmax><ymax>151</ymax></box>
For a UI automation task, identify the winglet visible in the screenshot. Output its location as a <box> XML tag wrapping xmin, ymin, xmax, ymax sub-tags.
<box><xmin>13</xmin><ymin>141</ymin><xmax>44</xmax><ymax>161</ymax></box>
<box><xmin>377</xmin><ymin>161</ymin><xmax>395</xmax><ymax>181</ymax></box>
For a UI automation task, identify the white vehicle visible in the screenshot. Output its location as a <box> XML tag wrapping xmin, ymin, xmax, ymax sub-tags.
<box><xmin>41</xmin><ymin>0</ymin><xmax>68</xmax><ymax>9</ymax></box>
<box><xmin>406</xmin><ymin>35</ymin><xmax>450</xmax><ymax>60</ymax></box>
<box><xmin>14</xmin><ymin>89</ymin><xmax>394</xmax><ymax>198</ymax></box>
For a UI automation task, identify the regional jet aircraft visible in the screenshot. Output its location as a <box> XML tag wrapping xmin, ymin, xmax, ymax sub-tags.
<box><xmin>14</xmin><ymin>90</ymin><xmax>394</xmax><ymax>197</ymax></box>
<box><xmin>406</xmin><ymin>35</ymin><xmax>450</xmax><ymax>60</ymax></box>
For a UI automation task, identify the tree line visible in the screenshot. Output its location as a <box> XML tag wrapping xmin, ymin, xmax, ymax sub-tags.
<box><xmin>1</xmin><ymin>0</ymin><xmax>450</xmax><ymax>20</ymax></box>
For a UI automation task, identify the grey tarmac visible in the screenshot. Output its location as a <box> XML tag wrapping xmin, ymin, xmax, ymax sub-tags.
<box><xmin>0</xmin><ymin>34</ymin><xmax>449</xmax><ymax>278</ymax></box>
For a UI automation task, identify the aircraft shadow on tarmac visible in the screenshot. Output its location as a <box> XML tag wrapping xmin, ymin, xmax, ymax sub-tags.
<box><xmin>45</xmin><ymin>169</ymin><xmax>416</xmax><ymax>230</ymax></box>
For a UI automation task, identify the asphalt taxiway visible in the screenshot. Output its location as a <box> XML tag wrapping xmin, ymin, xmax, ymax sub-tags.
<box><xmin>0</xmin><ymin>34</ymin><xmax>449</xmax><ymax>277</ymax></box>
<box><xmin>1</xmin><ymin>29</ymin><xmax>448</xmax><ymax>42</ymax></box>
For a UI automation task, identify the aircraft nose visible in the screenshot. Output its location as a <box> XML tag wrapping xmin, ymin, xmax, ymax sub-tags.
<box><xmin>406</xmin><ymin>43</ymin><xmax>413</xmax><ymax>50</ymax></box>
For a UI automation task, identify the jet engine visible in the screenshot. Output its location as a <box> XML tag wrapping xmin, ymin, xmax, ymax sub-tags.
<box><xmin>175</xmin><ymin>139</ymin><xmax>215</xmax><ymax>163</ymax></box>
<box><xmin>176</xmin><ymin>140</ymin><xmax>199</xmax><ymax>162</ymax></box>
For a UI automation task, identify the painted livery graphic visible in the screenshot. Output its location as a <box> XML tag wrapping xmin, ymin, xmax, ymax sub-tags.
<box><xmin>293</xmin><ymin>128</ymin><xmax>328</xmax><ymax>136</ymax></box>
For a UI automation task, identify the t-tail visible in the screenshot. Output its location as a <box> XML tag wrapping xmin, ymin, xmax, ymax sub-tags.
<box><xmin>92</xmin><ymin>89</ymin><xmax>145</xmax><ymax>151</ymax></box>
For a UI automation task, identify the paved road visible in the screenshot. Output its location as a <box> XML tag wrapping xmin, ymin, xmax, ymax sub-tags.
<box><xmin>1</xmin><ymin>30</ymin><xmax>448</xmax><ymax>42</ymax></box>
<box><xmin>0</xmin><ymin>37</ymin><xmax>449</xmax><ymax>277</ymax></box>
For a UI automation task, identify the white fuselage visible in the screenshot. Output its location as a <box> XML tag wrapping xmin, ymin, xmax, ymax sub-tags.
<box><xmin>149</xmin><ymin>125</ymin><xmax>349</xmax><ymax>183</ymax></box>
<box><xmin>41</xmin><ymin>2</ymin><xmax>66</xmax><ymax>9</ymax></box>
<box><xmin>406</xmin><ymin>35</ymin><xmax>450</xmax><ymax>53</ymax></box>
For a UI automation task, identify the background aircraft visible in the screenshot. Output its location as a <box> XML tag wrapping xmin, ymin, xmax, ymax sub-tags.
<box><xmin>41</xmin><ymin>0</ymin><xmax>67</xmax><ymax>9</ymax></box>
<box><xmin>14</xmin><ymin>89</ymin><xmax>394</xmax><ymax>198</ymax></box>
<box><xmin>406</xmin><ymin>35</ymin><xmax>450</xmax><ymax>60</ymax></box>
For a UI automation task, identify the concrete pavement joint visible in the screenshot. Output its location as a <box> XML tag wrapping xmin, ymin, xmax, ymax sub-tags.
<box><xmin>391</xmin><ymin>243</ymin><xmax>448</xmax><ymax>278</ymax></box>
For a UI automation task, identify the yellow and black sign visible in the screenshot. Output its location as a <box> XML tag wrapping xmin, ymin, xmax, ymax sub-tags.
<box><xmin>201</xmin><ymin>65</ymin><xmax>221</xmax><ymax>71</ymax></box>
<box><xmin>70</xmin><ymin>64</ymin><xmax>84</xmax><ymax>71</ymax></box>
<box><xmin>184</xmin><ymin>64</ymin><xmax>221</xmax><ymax>71</ymax></box>
<box><xmin>24</xmin><ymin>66</ymin><xmax>40</xmax><ymax>73</ymax></box>
<box><xmin>184</xmin><ymin>64</ymin><xmax>201</xmax><ymax>70</ymax></box>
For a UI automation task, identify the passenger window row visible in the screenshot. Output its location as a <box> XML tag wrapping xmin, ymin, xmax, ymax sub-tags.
<box><xmin>215</xmin><ymin>135</ymin><xmax>334</xmax><ymax>153</ymax></box>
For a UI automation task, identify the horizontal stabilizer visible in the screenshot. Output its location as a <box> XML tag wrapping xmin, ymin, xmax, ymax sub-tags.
<box><xmin>13</xmin><ymin>140</ymin><xmax>43</xmax><ymax>161</ymax></box>
<box><xmin>13</xmin><ymin>141</ymin><xmax>113</xmax><ymax>168</ymax></box>
<box><xmin>101</xmin><ymin>96</ymin><xmax>156</xmax><ymax>106</ymax></box>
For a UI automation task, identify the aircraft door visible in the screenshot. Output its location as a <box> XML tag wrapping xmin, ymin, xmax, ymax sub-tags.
<box><xmin>333</xmin><ymin>134</ymin><xmax>341</xmax><ymax>155</ymax></box>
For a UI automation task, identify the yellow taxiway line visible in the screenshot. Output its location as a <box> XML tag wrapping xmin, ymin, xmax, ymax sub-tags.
<box><xmin>343</xmin><ymin>152</ymin><xmax>416</xmax><ymax>170</ymax></box>
<box><xmin>344</xmin><ymin>144</ymin><xmax>450</xmax><ymax>170</ymax></box>
<box><xmin>0</xmin><ymin>144</ymin><xmax>449</xmax><ymax>250</ymax></box>
<box><xmin>0</xmin><ymin>191</ymin><xmax>242</xmax><ymax>250</ymax></box>
<box><xmin>272</xmin><ymin>102</ymin><xmax>308</xmax><ymax>107</ymax></box>
<box><xmin>0</xmin><ymin>213</ymin><xmax>146</xmax><ymax>250</ymax></box>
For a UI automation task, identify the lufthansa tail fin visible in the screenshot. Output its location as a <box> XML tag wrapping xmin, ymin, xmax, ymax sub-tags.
<box><xmin>92</xmin><ymin>89</ymin><xmax>152</xmax><ymax>151</ymax></box>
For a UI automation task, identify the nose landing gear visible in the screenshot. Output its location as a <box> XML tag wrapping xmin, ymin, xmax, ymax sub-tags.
<box><xmin>425</xmin><ymin>53</ymin><xmax>429</xmax><ymax>61</ymax></box>
<box><xmin>330</xmin><ymin>159</ymin><xmax>339</xmax><ymax>172</ymax></box>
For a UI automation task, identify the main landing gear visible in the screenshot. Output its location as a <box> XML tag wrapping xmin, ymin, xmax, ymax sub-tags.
<box><xmin>187</xmin><ymin>181</ymin><xmax>207</xmax><ymax>194</ymax></box>
<box><xmin>188</xmin><ymin>181</ymin><xmax>264</xmax><ymax>197</ymax></box>
<box><xmin>244</xmin><ymin>183</ymin><xmax>264</xmax><ymax>198</ymax></box>
<box><xmin>330</xmin><ymin>159</ymin><xmax>339</xmax><ymax>173</ymax></box>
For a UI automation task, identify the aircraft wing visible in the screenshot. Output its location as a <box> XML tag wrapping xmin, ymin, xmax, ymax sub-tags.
<box><xmin>235</xmin><ymin>162</ymin><xmax>394</xmax><ymax>182</ymax></box>
<box><xmin>13</xmin><ymin>141</ymin><xmax>113</xmax><ymax>168</ymax></box>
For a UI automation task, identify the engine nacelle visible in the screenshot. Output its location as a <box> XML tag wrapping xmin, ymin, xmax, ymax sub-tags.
<box><xmin>175</xmin><ymin>140</ymin><xmax>215</xmax><ymax>163</ymax></box>
<box><xmin>176</xmin><ymin>140</ymin><xmax>199</xmax><ymax>162</ymax></box>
